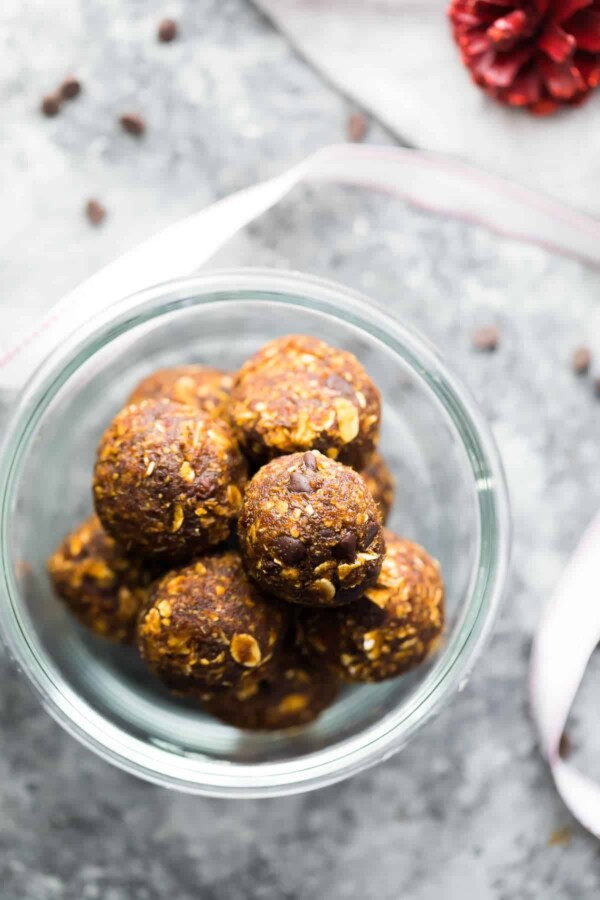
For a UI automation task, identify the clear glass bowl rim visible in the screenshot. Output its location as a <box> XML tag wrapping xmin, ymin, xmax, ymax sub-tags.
<box><xmin>0</xmin><ymin>268</ymin><xmax>510</xmax><ymax>797</ymax></box>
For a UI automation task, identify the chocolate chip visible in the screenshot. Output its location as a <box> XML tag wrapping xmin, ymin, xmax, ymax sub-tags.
<box><xmin>559</xmin><ymin>731</ymin><xmax>572</xmax><ymax>759</ymax></box>
<box><xmin>257</xmin><ymin>678</ymin><xmax>270</xmax><ymax>695</ymax></box>
<box><xmin>119</xmin><ymin>113</ymin><xmax>146</xmax><ymax>136</ymax></box>
<box><xmin>326</xmin><ymin>373</ymin><xmax>354</xmax><ymax>397</ymax></box>
<box><xmin>333</xmin><ymin>532</ymin><xmax>358</xmax><ymax>561</ymax></box>
<box><xmin>337</xmin><ymin>583</ymin><xmax>372</xmax><ymax>605</ymax></box>
<box><xmin>158</xmin><ymin>18</ymin><xmax>178</xmax><ymax>42</ymax></box>
<box><xmin>303</xmin><ymin>451</ymin><xmax>317</xmax><ymax>471</ymax></box>
<box><xmin>363</xmin><ymin>520</ymin><xmax>379</xmax><ymax>548</ymax></box>
<box><xmin>275</xmin><ymin>536</ymin><xmax>307</xmax><ymax>565</ymax></box>
<box><xmin>347</xmin><ymin>112</ymin><xmax>368</xmax><ymax>143</ymax></box>
<box><xmin>472</xmin><ymin>326</ymin><xmax>499</xmax><ymax>352</ymax></box>
<box><xmin>572</xmin><ymin>346</ymin><xmax>591</xmax><ymax>376</ymax></box>
<box><xmin>41</xmin><ymin>93</ymin><xmax>61</xmax><ymax>117</ymax></box>
<box><xmin>288</xmin><ymin>472</ymin><xmax>312</xmax><ymax>493</ymax></box>
<box><xmin>85</xmin><ymin>199</ymin><xmax>106</xmax><ymax>226</ymax></box>
<box><xmin>60</xmin><ymin>76</ymin><xmax>81</xmax><ymax>100</ymax></box>
<box><xmin>196</xmin><ymin>476</ymin><xmax>217</xmax><ymax>497</ymax></box>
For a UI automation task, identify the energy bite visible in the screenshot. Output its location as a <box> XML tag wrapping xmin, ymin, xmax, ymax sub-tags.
<box><xmin>93</xmin><ymin>398</ymin><xmax>247</xmax><ymax>562</ymax></box>
<box><xmin>137</xmin><ymin>551</ymin><xmax>286</xmax><ymax>692</ymax></box>
<box><xmin>298</xmin><ymin>530</ymin><xmax>444</xmax><ymax>682</ymax></box>
<box><xmin>128</xmin><ymin>366</ymin><xmax>233</xmax><ymax>418</ymax></box>
<box><xmin>200</xmin><ymin>641</ymin><xmax>338</xmax><ymax>731</ymax></box>
<box><xmin>360</xmin><ymin>452</ymin><xmax>395</xmax><ymax>523</ymax></box>
<box><xmin>238</xmin><ymin>450</ymin><xmax>385</xmax><ymax>607</ymax></box>
<box><xmin>229</xmin><ymin>335</ymin><xmax>380</xmax><ymax>468</ymax></box>
<box><xmin>47</xmin><ymin>515</ymin><xmax>154</xmax><ymax>643</ymax></box>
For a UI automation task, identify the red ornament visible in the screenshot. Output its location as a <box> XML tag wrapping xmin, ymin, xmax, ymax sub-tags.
<box><xmin>448</xmin><ymin>0</ymin><xmax>600</xmax><ymax>114</ymax></box>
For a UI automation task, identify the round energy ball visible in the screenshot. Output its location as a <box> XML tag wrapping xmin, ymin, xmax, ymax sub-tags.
<box><xmin>229</xmin><ymin>335</ymin><xmax>381</xmax><ymax>468</ymax></box>
<box><xmin>128</xmin><ymin>366</ymin><xmax>233</xmax><ymax>418</ymax></box>
<box><xmin>238</xmin><ymin>450</ymin><xmax>385</xmax><ymax>607</ymax></box>
<box><xmin>137</xmin><ymin>551</ymin><xmax>287</xmax><ymax>692</ymax></box>
<box><xmin>93</xmin><ymin>399</ymin><xmax>247</xmax><ymax>562</ymax></box>
<box><xmin>298</xmin><ymin>531</ymin><xmax>444</xmax><ymax>682</ymax></box>
<box><xmin>47</xmin><ymin>515</ymin><xmax>155</xmax><ymax>643</ymax></box>
<box><xmin>200</xmin><ymin>641</ymin><xmax>338</xmax><ymax>731</ymax></box>
<box><xmin>360</xmin><ymin>452</ymin><xmax>395</xmax><ymax>523</ymax></box>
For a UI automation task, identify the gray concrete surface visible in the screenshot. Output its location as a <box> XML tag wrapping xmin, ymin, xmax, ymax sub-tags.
<box><xmin>2</xmin><ymin>1</ymin><xmax>600</xmax><ymax>897</ymax></box>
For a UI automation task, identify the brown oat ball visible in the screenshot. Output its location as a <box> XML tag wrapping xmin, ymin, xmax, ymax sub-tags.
<box><xmin>360</xmin><ymin>452</ymin><xmax>395</xmax><ymax>523</ymax></box>
<box><xmin>137</xmin><ymin>551</ymin><xmax>287</xmax><ymax>692</ymax></box>
<box><xmin>229</xmin><ymin>335</ymin><xmax>380</xmax><ymax>468</ymax></box>
<box><xmin>47</xmin><ymin>515</ymin><xmax>155</xmax><ymax>643</ymax></box>
<box><xmin>128</xmin><ymin>366</ymin><xmax>233</xmax><ymax>419</ymax></box>
<box><xmin>238</xmin><ymin>450</ymin><xmax>385</xmax><ymax>607</ymax></box>
<box><xmin>298</xmin><ymin>531</ymin><xmax>444</xmax><ymax>682</ymax></box>
<box><xmin>93</xmin><ymin>399</ymin><xmax>247</xmax><ymax>563</ymax></box>
<box><xmin>200</xmin><ymin>641</ymin><xmax>338</xmax><ymax>731</ymax></box>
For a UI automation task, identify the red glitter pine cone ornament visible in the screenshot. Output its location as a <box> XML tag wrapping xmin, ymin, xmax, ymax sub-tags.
<box><xmin>448</xmin><ymin>0</ymin><xmax>600</xmax><ymax>114</ymax></box>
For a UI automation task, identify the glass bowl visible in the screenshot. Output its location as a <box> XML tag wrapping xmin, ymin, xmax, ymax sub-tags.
<box><xmin>0</xmin><ymin>269</ymin><xmax>509</xmax><ymax>797</ymax></box>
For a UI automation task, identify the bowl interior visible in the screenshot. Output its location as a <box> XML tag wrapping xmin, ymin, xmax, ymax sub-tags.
<box><xmin>4</xmin><ymin>286</ymin><xmax>481</xmax><ymax>773</ymax></box>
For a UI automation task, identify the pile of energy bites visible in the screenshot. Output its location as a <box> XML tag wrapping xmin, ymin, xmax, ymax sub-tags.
<box><xmin>47</xmin><ymin>336</ymin><xmax>445</xmax><ymax>731</ymax></box>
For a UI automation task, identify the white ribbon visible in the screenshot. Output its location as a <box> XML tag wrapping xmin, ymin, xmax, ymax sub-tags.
<box><xmin>3</xmin><ymin>142</ymin><xmax>600</xmax><ymax>834</ymax></box>
<box><xmin>4</xmin><ymin>144</ymin><xmax>600</xmax><ymax>390</ymax></box>
<box><xmin>530</xmin><ymin>510</ymin><xmax>600</xmax><ymax>837</ymax></box>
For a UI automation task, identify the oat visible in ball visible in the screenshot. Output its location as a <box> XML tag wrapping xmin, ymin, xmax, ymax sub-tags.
<box><xmin>137</xmin><ymin>551</ymin><xmax>287</xmax><ymax>692</ymax></box>
<box><xmin>298</xmin><ymin>531</ymin><xmax>444</xmax><ymax>682</ymax></box>
<box><xmin>200</xmin><ymin>641</ymin><xmax>338</xmax><ymax>731</ymax></box>
<box><xmin>229</xmin><ymin>335</ymin><xmax>380</xmax><ymax>468</ymax></box>
<box><xmin>128</xmin><ymin>366</ymin><xmax>233</xmax><ymax>418</ymax></box>
<box><xmin>47</xmin><ymin>515</ymin><xmax>155</xmax><ymax>642</ymax></box>
<box><xmin>360</xmin><ymin>452</ymin><xmax>395</xmax><ymax>522</ymax></box>
<box><xmin>93</xmin><ymin>399</ymin><xmax>247</xmax><ymax>562</ymax></box>
<box><xmin>238</xmin><ymin>451</ymin><xmax>385</xmax><ymax>607</ymax></box>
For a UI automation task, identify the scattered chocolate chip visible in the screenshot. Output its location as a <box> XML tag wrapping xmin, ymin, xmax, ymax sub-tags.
<box><xmin>472</xmin><ymin>326</ymin><xmax>499</xmax><ymax>353</ymax></box>
<box><xmin>363</xmin><ymin>520</ymin><xmax>379</xmax><ymax>548</ymax></box>
<box><xmin>85</xmin><ymin>199</ymin><xmax>106</xmax><ymax>226</ymax></box>
<box><xmin>41</xmin><ymin>93</ymin><xmax>62</xmax><ymax>117</ymax></box>
<box><xmin>288</xmin><ymin>472</ymin><xmax>312</xmax><ymax>493</ymax></box>
<box><xmin>158</xmin><ymin>17</ymin><xmax>178</xmax><ymax>42</ymax></box>
<box><xmin>559</xmin><ymin>731</ymin><xmax>572</xmax><ymax>759</ymax></box>
<box><xmin>347</xmin><ymin>112</ymin><xmax>368</xmax><ymax>143</ymax></box>
<box><xmin>60</xmin><ymin>76</ymin><xmax>81</xmax><ymax>100</ymax></box>
<box><xmin>119</xmin><ymin>113</ymin><xmax>146</xmax><ymax>136</ymax></box>
<box><xmin>275</xmin><ymin>535</ymin><xmax>307</xmax><ymax>566</ymax></box>
<box><xmin>303</xmin><ymin>452</ymin><xmax>317</xmax><ymax>471</ymax></box>
<box><xmin>572</xmin><ymin>346</ymin><xmax>591</xmax><ymax>376</ymax></box>
<box><xmin>547</xmin><ymin>826</ymin><xmax>572</xmax><ymax>848</ymax></box>
<box><xmin>333</xmin><ymin>532</ymin><xmax>358</xmax><ymax>562</ymax></box>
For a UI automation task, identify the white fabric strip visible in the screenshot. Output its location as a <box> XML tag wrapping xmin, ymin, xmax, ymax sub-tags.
<box><xmin>530</xmin><ymin>511</ymin><xmax>600</xmax><ymax>837</ymax></box>
<box><xmin>4</xmin><ymin>143</ymin><xmax>600</xmax><ymax>391</ymax></box>
<box><xmin>2</xmin><ymin>142</ymin><xmax>600</xmax><ymax>836</ymax></box>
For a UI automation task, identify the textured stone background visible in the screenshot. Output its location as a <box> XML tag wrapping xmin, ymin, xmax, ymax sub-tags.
<box><xmin>3</xmin><ymin>1</ymin><xmax>600</xmax><ymax>898</ymax></box>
